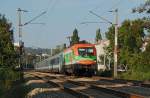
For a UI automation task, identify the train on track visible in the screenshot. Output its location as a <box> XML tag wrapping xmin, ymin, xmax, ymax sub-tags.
<box><xmin>35</xmin><ymin>43</ymin><xmax>97</xmax><ymax>76</ymax></box>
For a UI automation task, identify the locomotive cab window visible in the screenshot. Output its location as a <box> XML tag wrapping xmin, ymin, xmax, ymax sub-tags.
<box><xmin>78</xmin><ymin>48</ymin><xmax>94</xmax><ymax>56</ymax></box>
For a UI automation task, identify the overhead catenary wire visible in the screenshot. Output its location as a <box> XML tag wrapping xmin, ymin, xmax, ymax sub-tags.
<box><xmin>45</xmin><ymin>0</ymin><xmax>59</xmax><ymax>14</ymax></box>
<box><xmin>79</xmin><ymin>0</ymin><xmax>122</xmax><ymax>27</ymax></box>
<box><xmin>29</xmin><ymin>23</ymin><xmax>46</xmax><ymax>25</ymax></box>
<box><xmin>108</xmin><ymin>0</ymin><xmax>122</xmax><ymax>12</ymax></box>
<box><xmin>80</xmin><ymin>21</ymin><xmax>109</xmax><ymax>24</ymax></box>
<box><xmin>90</xmin><ymin>0</ymin><xmax>106</xmax><ymax>11</ymax></box>
<box><xmin>95</xmin><ymin>0</ymin><xmax>122</xmax><ymax>16</ymax></box>
<box><xmin>41</xmin><ymin>0</ymin><xmax>59</xmax><ymax>27</ymax></box>
<box><xmin>89</xmin><ymin>11</ymin><xmax>113</xmax><ymax>25</ymax></box>
<box><xmin>23</xmin><ymin>11</ymin><xmax>47</xmax><ymax>26</ymax></box>
<box><xmin>45</xmin><ymin>0</ymin><xmax>54</xmax><ymax>12</ymax></box>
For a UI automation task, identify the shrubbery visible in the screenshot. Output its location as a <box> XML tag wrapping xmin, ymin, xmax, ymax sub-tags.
<box><xmin>0</xmin><ymin>67</ymin><xmax>23</xmax><ymax>97</ymax></box>
<box><xmin>97</xmin><ymin>70</ymin><xmax>113</xmax><ymax>77</ymax></box>
<box><xmin>119</xmin><ymin>64</ymin><xmax>150</xmax><ymax>81</ymax></box>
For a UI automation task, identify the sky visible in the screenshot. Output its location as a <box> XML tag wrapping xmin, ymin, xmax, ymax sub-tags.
<box><xmin>0</xmin><ymin>0</ymin><xmax>145</xmax><ymax>48</ymax></box>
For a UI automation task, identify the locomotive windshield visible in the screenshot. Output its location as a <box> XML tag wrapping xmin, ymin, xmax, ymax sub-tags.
<box><xmin>78</xmin><ymin>48</ymin><xmax>94</xmax><ymax>56</ymax></box>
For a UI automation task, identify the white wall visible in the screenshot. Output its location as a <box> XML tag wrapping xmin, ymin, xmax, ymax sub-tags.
<box><xmin>95</xmin><ymin>40</ymin><xmax>109</xmax><ymax>71</ymax></box>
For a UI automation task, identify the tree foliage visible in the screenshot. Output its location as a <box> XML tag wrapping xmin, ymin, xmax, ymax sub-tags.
<box><xmin>0</xmin><ymin>14</ymin><xmax>23</xmax><ymax>98</ymax></box>
<box><xmin>71</xmin><ymin>28</ymin><xmax>80</xmax><ymax>45</ymax></box>
<box><xmin>132</xmin><ymin>0</ymin><xmax>150</xmax><ymax>13</ymax></box>
<box><xmin>95</xmin><ymin>28</ymin><xmax>102</xmax><ymax>43</ymax></box>
<box><xmin>132</xmin><ymin>0</ymin><xmax>150</xmax><ymax>32</ymax></box>
<box><xmin>0</xmin><ymin>14</ymin><xmax>16</xmax><ymax>68</ymax></box>
<box><xmin>105</xmin><ymin>19</ymin><xmax>150</xmax><ymax>80</ymax></box>
<box><xmin>106</xmin><ymin>19</ymin><xmax>145</xmax><ymax>65</ymax></box>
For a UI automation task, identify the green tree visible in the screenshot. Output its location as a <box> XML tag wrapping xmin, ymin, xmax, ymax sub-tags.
<box><xmin>105</xmin><ymin>25</ymin><xmax>115</xmax><ymax>55</ymax></box>
<box><xmin>71</xmin><ymin>28</ymin><xmax>80</xmax><ymax>45</ymax></box>
<box><xmin>132</xmin><ymin>0</ymin><xmax>150</xmax><ymax>13</ymax></box>
<box><xmin>63</xmin><ymin>43</ymin><xmax>67</xmax><ymax>49</ymax></box>
<box><xmin>0</xmin><ymin>14</ymin><xmax>16</xmax><ymax>68</ymax></box>
<box><xmin>95</xmin><ymin>28</ymin><xmax>102</xmax><ymax>43</ymax></box>
<box><xmin>132</xmin><ymin>0</ymin><xmax>150</xmax><ymax>32</ymax></box>
<box><xmin>105</xmin><ymin>19</ymin><xmax>149</xmax><ymax>80</ymax></box>
<box><xmin>0</xmin><ymin>14</ymin><xmax>24</xmax><ymax>98</ymax></box>
<box><xmin>106</xmin><ymin>19</ymin><xmax>145</xmax><ymax>66</ymax></box>
<box><xmin>123</xmin><ymin>0</ymin><xmax>150</xmax><ymax>80</ymax></box>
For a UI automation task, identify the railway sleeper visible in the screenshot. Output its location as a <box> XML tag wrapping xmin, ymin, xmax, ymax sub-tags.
<box><xmin>140</xmin><ymin>83</ymin><xmax>150</xmax><ymax>88</ymax></box>
<box><xmin>32</xmin><ymin>73</ymin><xmax>94</xmax><ymax>98</ymax></box>
<box><xmin>64</xmin><ymin>86</ymin><xmax>93</xmax><ymax>98</ymax></box>
<box><xmin>90</xmin><ymin>85</ymin><xmax>145</xmax><ymax>98</ymax></box>
<box><xmin>67</xmin><ymin>80</ymin><xmax>145</xmax><ymax>98</ymax></box>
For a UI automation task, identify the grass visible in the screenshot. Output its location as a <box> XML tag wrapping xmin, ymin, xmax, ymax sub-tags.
<box><xmin>118</xmin><ymin>64</ymin><xmax>150</xmax><ymax>81</ymax></box>
<box><xmin>0</xmin><ymin>67</ymin><xmax>30</xmax><ymax>98</ymax></box>
<box><xmin>2</xmin><ymin>83</ymin><xmax>30</xmax><ymax>98</ymax></box>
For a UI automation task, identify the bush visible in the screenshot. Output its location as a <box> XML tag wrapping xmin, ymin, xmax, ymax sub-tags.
<box><xmin>119</xmin><ymin>64</ymin><xmax>150</xmax><ymax>81</ymax></box>
<box><xmin>97</xmin><ymin>70</ymin><xmax>113</xmax><ymax>77</ymax></box>
<box><xmin>3</xmin><ymin>84</ymin><xmax>30</xmax><ymax>98</ymax></box>
<box><xmin>0</xmin><ymin>67</ymin><xmax>23</xmax><ymax>97</ymax></box>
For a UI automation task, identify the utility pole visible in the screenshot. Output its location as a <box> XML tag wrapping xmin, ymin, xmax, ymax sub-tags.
<box><xmin>17</xmin><ymin>8</ymin><xmax>28</xmax><ymax>45</ymax></box>
<box><xmin>18</xmin><ymin>8</ymin><xmax>22</xmax><ymax>44</ymax></box>
<box><xmin>88</xmin><ymin>9</ymin><xmax>119</xmax><ymax>78</ymax></box>
<box><xmin>108</xmin><ymin>9</ymin><xmax>118</xmax><ymax>78</ymax></box>
<box><xmin>17</xmin><ymin>8</ymin><xmax>28</xmax><ymax>68</ymax></box>
<box><xmin>114</xmin><ymin>9</ymin><xmax>118</xmax><ymax>78</ymax></box>
<box><xmin>17</xmin><ymin>8</ymin><xmax>46</xmax><ymax>69</ymax></box>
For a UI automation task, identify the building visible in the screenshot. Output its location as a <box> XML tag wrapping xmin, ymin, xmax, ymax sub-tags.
<box><xmin>95</xmin><ymin>40</ymin><xmax>110</xmax><ymax>71</ymax></box>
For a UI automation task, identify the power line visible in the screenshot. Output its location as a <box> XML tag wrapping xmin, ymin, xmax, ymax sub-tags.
<box><xmin>46</xmin><ymin>0</ymin><xmax>53</xmax><ymax>11</ymax></box>
<box><xmin>29</xmin><ymin>23</ymin><xmax>45</xmax><ymax>25</ymax></box>
<box><xmin>43</xmin><ymin>0</ymin><xmax>59</xmax><ymax>26</ymax></box>
<box><xmin>109</xmin><ymin>0</ymin><xmax>122</xmax><ymax>11</ymax></box>
<box><xmin>46</xmin><ymin>0</ymin><xmax>59</xmax><ymax>13</ymax></box>
<box><xmin>79</xmin><ymin>0</ymin><xmax>122</xmax><ymax>27</ymax></box>
<box><xmin>90</xmin><ymin>0</ymin><xmax>106</xmax><ymax>11</ymax></box>
<box><xmin>92</xmin><ymin>0</ymin><xmax>122</xmax><ymax>12</ymax></box>
<box><xmin>80</xmin><ymin>21</ymin><xmax>108</xmax><ymax>24</ymax></box>
<box><xmin>23</xmin><ymin>11</ymin><xmax>47</xmax><ymax>26</ymax></box>
<box><xmin>97</xmin><ymin>0</ymin><xmax>122</xmax><ymax>16</ymax></box>
<box><xmin>89</xmin><ymin>11</ymin><xmax>113</xmax><ymax>25</ymax></box>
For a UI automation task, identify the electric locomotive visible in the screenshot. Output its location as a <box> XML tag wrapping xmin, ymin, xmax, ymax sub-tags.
<box><xmin>63</xmin><ymin>43</ymin><xmax>97</xmax><ymax>75</ymax></box>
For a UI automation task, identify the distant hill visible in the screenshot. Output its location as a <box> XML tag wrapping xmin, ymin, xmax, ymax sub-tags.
<box><xmin>24</xmin><ymin>47</ymin><xmax>52</xmax><ymax>55</ymax></box>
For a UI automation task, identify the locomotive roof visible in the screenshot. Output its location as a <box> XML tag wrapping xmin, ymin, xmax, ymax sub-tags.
<box><xmin>64</xmin><ymin>43</ymin><xmax>95</xmax><ymax>52</ymax></box>
<box><xmin>72</xmin><ymin>43</ymin><xmax>95</xmax><ymax>47</ymax></box>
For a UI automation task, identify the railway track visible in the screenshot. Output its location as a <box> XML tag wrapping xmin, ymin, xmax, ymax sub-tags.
<box><xmin>69</xmin><ymin>77</ymin><xmax>150</xmax><ymax>98</ymax></box>
<box><xmin>94</xmin><ymin>78</ymin><xmax>150</xmax><ymax>88</ymax></box>
<box><xmin>26</xmin><ymin>71</ymin><xmax>150</xmax><ymax>98</ymax></box>
<box><xmin>25</xmin><ymin>72</ymin><xmax>77</xmax><ymax>98</ymax></box>
<box><xmin>29</xmin><ymin>72</ymin><xmax>93</xmax><ymax>98</ymax></box>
